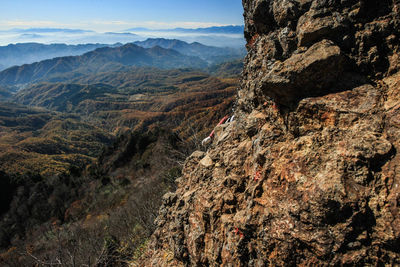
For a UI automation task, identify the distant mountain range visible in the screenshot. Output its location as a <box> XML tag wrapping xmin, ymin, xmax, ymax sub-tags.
<box><xmin>0</xmin><ymin>26</ymin><xmax>245</xmax><ymax>48</ymax></box>
<box><xmin>0</xmin><ymin>43</ymin><xmax>208</xmax><ymax>86</ymax></box>
<box><xmin>0</xmin><ymin>28</ymin><xmax>141</xmax><ymax>48</ymax></box>
<box><xmin>133</xmin><ymin>38</ymin><xmax>245</xmax><ymax>64</ymax></box>
<box><xmin>0</xmin><ymin>38</ymin><xmax>245</xmax><ymax>86</ymax></box>
<box><xmin>0</xmin><ymin>38</ymin><xmax>244</xmax><ymax>72</ymax></box>
<box><xmin>126</xmin><ymin>25</ymin><xmax>244</xmax><ymax>34</ymax></box>
<box><xmin>0</xmin><ymin>43</ymin><xmax>122</xmax><ymax>71</ymax></box>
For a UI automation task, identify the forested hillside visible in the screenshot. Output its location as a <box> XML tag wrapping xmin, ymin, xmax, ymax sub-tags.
<box><xmin>0</xmin><ymin>59</ymin><xmax>241</xmax><ymax>265</ymax></box>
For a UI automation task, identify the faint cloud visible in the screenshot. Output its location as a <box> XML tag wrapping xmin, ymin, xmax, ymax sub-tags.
<box><xmin>0</xmin><ymin>20</ymin><xmax>236</xmax><ymax>32</ymax></box>
<box><xmin>133</xmin><ymin>21</ymin><xmax>228</xmax><ymax>29</ymax></box>
<box><xmin>2</xmin><ymin>20</ymin><xmax>63</xmax><ymax>28</ymax></box>
<box><xmin>73</xmin><ymin>20</ymin><xmax>230</xmax><ymax>31</ymax></box>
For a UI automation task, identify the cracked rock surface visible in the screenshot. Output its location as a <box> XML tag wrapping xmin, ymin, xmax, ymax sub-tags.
<box><xmin>142</xmin><ymin>0</ymin><xmax>400</xmax><ymax>265</ymax></box>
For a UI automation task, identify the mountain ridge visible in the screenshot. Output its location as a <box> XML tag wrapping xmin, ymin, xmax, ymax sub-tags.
<box><xmin>0</xmin><ymin>43</ymin><xmax>208</xmax><ymax>86</ymax></box>
<box><xmin>0</xmin><ymin>42</ymin><xmax>120</xmax><ymax>71</ymax></box>
<box><xmin>133</xmin><ymin>38</ymin><xmax>245</xmax><ymax>64</ymax></box>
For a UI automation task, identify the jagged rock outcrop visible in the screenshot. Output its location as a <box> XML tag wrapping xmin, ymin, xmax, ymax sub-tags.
<box><xmin>142</xmin><ymin>0</ymin><xmax>400</xmax><ymax>265</ymax></box>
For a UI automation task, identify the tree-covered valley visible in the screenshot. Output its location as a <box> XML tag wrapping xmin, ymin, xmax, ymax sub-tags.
<box><xmin>0</xmin><ymin>38</ymin><xmax>243</xmax><ymax>266</ymax></box>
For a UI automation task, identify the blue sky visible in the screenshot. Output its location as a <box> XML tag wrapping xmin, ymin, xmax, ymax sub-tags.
<box><xmin>0</xmin><ymin>0</ymin><xmax>244</xmax><ymax>31</ymax></box>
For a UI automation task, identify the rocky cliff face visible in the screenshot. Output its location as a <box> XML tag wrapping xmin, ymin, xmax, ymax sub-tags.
<box><xmin>143</xmin><ymin>0</ymin><xmax>400</xmax><ymax>265</ymax></box>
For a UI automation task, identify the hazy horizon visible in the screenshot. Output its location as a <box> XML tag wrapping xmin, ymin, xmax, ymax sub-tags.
<box><xmin>0</xmin><ymin>0</ymin><xmax>244</xmax><ymax>46</ymax></box>
<box><xmin>0</xmin><ymin>0</ymin><xmax>244</xmax><ymax>31</ymax></box>
<box><xmin>0</xmin><ymin>28</ymin><xmax>245</xmax><ymax>48</ymax></box>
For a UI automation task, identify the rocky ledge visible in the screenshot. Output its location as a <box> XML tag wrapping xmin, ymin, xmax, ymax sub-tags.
<box><xmin>142</xmin><ymin>0</ymin><xmax>400</xmax><ymax>265</ymax></box>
